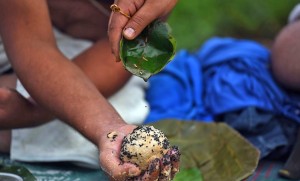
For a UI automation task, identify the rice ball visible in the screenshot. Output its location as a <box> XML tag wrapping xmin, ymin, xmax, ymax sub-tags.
<box><xmin>120</xmin><ymin>125</ymin><xmax>170</xmax><ymax>171</ymax></box>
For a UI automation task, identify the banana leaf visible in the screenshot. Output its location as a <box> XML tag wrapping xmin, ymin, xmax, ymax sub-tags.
<box><xmin>151</xmin><ymin>120</ymin><xmax>260</xmax><ymax>181</ymax></box>
<box><xmin>0</xmin><ymin>165</ymin><xmax>37</xmax><ymax>181</ymax></box>
<box><xmin>120</xmin><ymin>20</ymin><xmax>176</xmax><ymax>81</ymax></box>
<box><xmin>173</xmin><ymin>168</ymin><xmax>203</xmax><ymax>181</ymax></box>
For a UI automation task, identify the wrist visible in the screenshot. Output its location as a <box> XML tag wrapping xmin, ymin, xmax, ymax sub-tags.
<box><xmin>97</xmin><ymin>123</ymin><xmax>137</xmax><ymax>151</ymax></box>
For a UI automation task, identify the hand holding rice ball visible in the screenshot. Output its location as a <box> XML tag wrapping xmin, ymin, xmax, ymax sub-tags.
<box><xmin>120</xmin><ymin>125</ymin><xmax>180</xmax><ymax>180</ymax></box>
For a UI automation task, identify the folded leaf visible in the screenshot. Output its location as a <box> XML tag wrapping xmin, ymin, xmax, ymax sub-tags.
<box><xmin>150</xmin><ymin>120</ymin><xmax>260</xmax><ymax>181</ymax></box>
<box><xmin>0</xmin><ymin>165</ymin><xmax>37</xmax><ymax>181</ymax></box>
<box><xmin>120</xmin><ymin>20</ymin><xmax>176</xmax><ymax>81</ymax></box>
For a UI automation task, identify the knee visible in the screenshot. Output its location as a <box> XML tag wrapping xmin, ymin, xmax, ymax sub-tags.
<box><xmin>0</xmin><ymin>87</ymin><xmax>15</xmax><ymax>103</ymax></box>
<box><xmin>271</xmin><ymin>21</ymin><xmax>300</xmax><ymax>90</ymax></box>
<box><xmin>0</xmin><ymin>130</ymin><xmax>11</xmax><ymax>153</ymax></box>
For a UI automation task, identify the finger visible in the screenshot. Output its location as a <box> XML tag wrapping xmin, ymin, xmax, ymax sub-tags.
<box><xmin>108</xmin><ymin>8</ymin><xmax>128</xmax><ymax>62</ymax></box>
<box><xmin>170</xmin><ymin>146</ymin><xmax>181</xmax><ymax>179</ymax></box>
<box><xmin>134</xmin><ymin>158</ymin><xmax>160</xmax><ymax>181</ymax></box>
<box><xmin>123</xmin><ymin>0</ymin><xmax>177</xmax><ymax>40</ymax></box>
<box><xmin>99</xmin><ymin>148</ymin><xmax>141</xmax><ymax>181</ymax></box>
<box><xmin>122</xmin><ymin>2</ymin><xmax>158</xmax><ymax>40</ymax></box>
<box><xmin>159</xmin><ymin>154</ymin><xmax>172</xmax><ymax>181</ymax></box>
<box><xmin>108</xmin><ymin>0</ymin><xmax>144</xmax><ymax>61</ymax></box>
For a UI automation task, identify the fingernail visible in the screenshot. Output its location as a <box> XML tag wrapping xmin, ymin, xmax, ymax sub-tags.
<box><xmin>124</xmin><ymin>28</ymin><xmax>135</xmax><ymax>38</ymax></box>
<box><xmin>162</xmin><ymin>154</ymin><xmax>171</xmax><ymax>166</ymax></box>
<box><xmin>128</xmin><ymin>168</ymin><xmax>138</xmax><ymax>177</ymax></box>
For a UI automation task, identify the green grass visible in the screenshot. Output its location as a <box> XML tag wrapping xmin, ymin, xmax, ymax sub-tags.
<box><xmin>168</xmin><ymin>0</ymin><xmax>299</xmax><ymax>51</ymax></box>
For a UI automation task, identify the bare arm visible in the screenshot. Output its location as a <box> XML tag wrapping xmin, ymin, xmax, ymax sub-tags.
<box><xmin>73</xmin><ymin>38</ymin><xmax>131</xmax><ymax>98</ymax></box>
<box><xmin>271</xmin><ymin>20</ymin><xmax>300</xmax><ymax>90</ymax></box>
<box><xmin>0</xmin><ymin>1</ymin><xmax>181</xmax><ymax>179</ymax></box>
<box><xmin>46</xmin><ymin>0</ymin><xmax>132</xmax><ymax>98</ymax></box>
<box><xmin>0</xmin><ymin>0</ymin><xmax>122</xmax><ymax>143</ymax></box>
<box><xmin>0</xmin><ymin>1</ymin><xmax>143</xmax><ymax>179</ymax></box>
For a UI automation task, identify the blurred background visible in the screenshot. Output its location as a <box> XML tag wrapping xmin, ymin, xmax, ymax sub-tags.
<box><xmin>168</xmin><ymin>0</ymin><xmax>299</xmax><ymax>51</ymax></box>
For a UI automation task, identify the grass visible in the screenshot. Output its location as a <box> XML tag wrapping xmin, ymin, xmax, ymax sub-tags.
<box><xmin>167</xmin><ymin>0</ymin><xmax>299</xmax><ymax>51</ymax></box>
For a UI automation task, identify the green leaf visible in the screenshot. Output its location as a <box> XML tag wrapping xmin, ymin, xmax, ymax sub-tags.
<box><xmin>173</xmin><ymin>168</ymin><xmax>203</xmax><ymax>181</ymax></box>
<box><xmin>150</xmin><ymin>120</ymin><xmax>260</xmax><ymax>181</ymax></box>
<box><xmin>120</xmin><ymin>19</ymin><xmax>176</xmax><ymax>81</ymax></box>
<box><xmin>0</xmin><ymin>165</ymin><xmax>37</xmax><ymax>181</ymax></box>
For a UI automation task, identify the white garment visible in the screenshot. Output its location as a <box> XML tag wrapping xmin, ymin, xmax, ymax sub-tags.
<box><xmin>0</xmin><ymin>38</ymin><xmax>12</xmax><ymax>74</ymax></box>
<box><xmin>289</xmin><ymin>3</ymin><xmax>300</xmax><ymax>23</ymax></box>
<box><xmin>9</xmin><ymin>29</ymin><xmax>149</xmax><ymax>168</ymax></box>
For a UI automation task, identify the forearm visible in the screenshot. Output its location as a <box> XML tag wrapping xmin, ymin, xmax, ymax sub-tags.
<box><xmin>3</xmin><ymin>37</ymin><xmax>124</xmax><ymax>145</ymax></box>
<box><xmin>0</xmin><ymin>39</ymin><xmax>131</xmax><ymax>130</ymax></box>
<box><xmin>0</xmin><ymin>0</ymin><xmax>129</xmax><ymax>146</ymax></box>
<box><xmin>73</xmin><ymin>38</ymin><xmax>131</xmax><ymax>98</ymax></box>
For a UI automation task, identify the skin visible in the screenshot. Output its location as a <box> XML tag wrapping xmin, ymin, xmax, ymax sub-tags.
<box><xmin>271</xmin><ymin>20</ymin><xmax>300</xmax><ymax>91</ymax></box>
<box><xmin>108</xmin><ymin>0</ymin><xmax>177</xmax><ymax>61</ymax></box>
<box><xmin>0</xmin><ymin>0</ymin><xmax>179</xmax><ymax>180</ymax></box>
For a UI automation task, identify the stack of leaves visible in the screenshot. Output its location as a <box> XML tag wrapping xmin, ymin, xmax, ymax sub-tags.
<box><xmin>120</xmin><ymin>20</ymin><xmax>176</xmax><ymax>81</ymax></box>
<box><xmin>151</xmin><ymin>120</ymin><xmax>260</xmax><ymax>181</ymax></box>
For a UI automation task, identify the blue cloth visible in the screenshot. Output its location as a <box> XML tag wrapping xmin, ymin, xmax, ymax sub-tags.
<box><xmin>145</xmin><ymin>37</ymin><xmax>300</xmax><ymax>124</ymax></box>
<box><xmin>144</xmin><ymin>37</ymin><xmax>300</xmax><ymax>158</ymax></box>
<box><xmin>144</xmin><ymin>50</ymin><xmax>213</xmax><ymax>123</ymax></box>
<box><xmin>221</xmin><ymin>107</ymin><xmax>298</xmax><ymax>158</ymax></box>
<box><xmin>196</xmin><ymin>37</ymin><xmax>300</xmax><ymax>122</ymax></box>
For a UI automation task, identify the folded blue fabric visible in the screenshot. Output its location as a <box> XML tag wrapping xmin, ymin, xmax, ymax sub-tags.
<box><xmin>145</xmin><ymin>37</ymin><xmax>300</xmax><ymax>124</ymax></box>
<box><xmin>196</xmin><ymin>37</ymin><xmax>300</xmax><ymax>123</ymax></box>
<box><xmin>144</xmin><ymin>50</ymin><xmax>213</xmax><ymax>123</ymax></box>
<box><xmin>145</xmin><ymin>37</ymin><xmax>300</xmax><ymax>157</ymax></box>
<box><xmin>222</xmin><ymin>107</ymin><xmax>298</xmax><ymax>158</ymax></box>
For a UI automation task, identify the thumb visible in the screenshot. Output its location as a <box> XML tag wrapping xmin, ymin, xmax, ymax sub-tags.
<box><xmin>123</xmin><ymin>5</ymin><xmax>159</xmax><ymax>40</ymax></box>
<box><xmin>99</xmin><ymin>148</ymin><xmax>141</xmax><ymax>180</ymax></box>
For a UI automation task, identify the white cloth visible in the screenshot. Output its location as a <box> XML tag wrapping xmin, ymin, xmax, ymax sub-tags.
<box><xmin>289</xmin><ymin>3</ymin><xmax>300</xmax><ymax>23</ymax></box>
<box><xmin>10</xmin><ymin>29</ymin><xmax>149</xmax><ymax>168</ymax></box>
<box><xmin>0</xmin><ymin>38</ymin><xmax>12</xmax><ymax>74</ymax></box>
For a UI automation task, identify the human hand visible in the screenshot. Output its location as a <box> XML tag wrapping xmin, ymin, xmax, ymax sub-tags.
<box><xmin>98</xmin><ymin>124</ymin><xmax>180</xmax><ymax>181</ymax></box>
<box><xmin>99</xmin><ymin>124</ymin><xmax>141</xmax><ymax>180</ymax></box>
<box><xmin>128</xmin><ymin>146</ymin><xmax>180</xmax><ymax>181</ymax></box>
<box><xmin>108</xmin><ymin>0</ymin><xmax>177</xmax><ymax>61</ymax></box>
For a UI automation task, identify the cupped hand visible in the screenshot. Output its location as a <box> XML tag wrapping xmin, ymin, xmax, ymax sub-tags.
<box><xmin>98</xmin><ymin>124</ymin><xmax>141</xmax><ymax>181</ymax></box>
<box><xmin>108</xmin><ymin>0</ymin><xmax>177</xmax><ymax>61</ymax></box>
<box><xmin>129</xmin><ymin>146</ymin><xmax>180</xmax><ymax>181</ymax></box>
<box><xmin>98</xmin><ymin>124</ymin><xmax>180</xmax><ymax>181</ymax></box>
